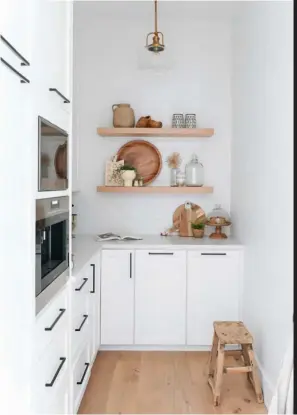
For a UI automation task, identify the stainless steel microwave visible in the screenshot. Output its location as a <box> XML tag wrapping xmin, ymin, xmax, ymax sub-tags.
<box><xmin>35</xmin><ymin>196</ymin><xmax>69</xmax><ymax>298</ymax></box>
<box><xmin>38</xmin><ymin>116</ymin><xmax>68</xmax><ymax>191</ymax></box>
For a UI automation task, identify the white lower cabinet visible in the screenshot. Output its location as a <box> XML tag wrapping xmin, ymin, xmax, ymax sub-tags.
<box><xmin>33</xmin><ymin>285</ymin><xmax>70</xmax><ymax>414</ymax></box>
<box><xmin>135</xmin><ymin>250</ymin><xmax>187</xmax><ymax>345</ymax></box>
<box><xmin>33</xmin><ymin>252</ymin><xmax>100</xmax><ymax>414</ymax></box>
<box><xmin>100</xmin><ymin>248</ymin><xmax>242</xmax><ymax>348</ymax></box>
<box><xmin>70</xmin><ymin>253</ymin><xmax>100</xmax><ymax>413</ymax></box>
<box><xmin>187</xmin><ymin>250</ymin><xmax>241</xmax><ymax>346</ymax></box>
<box><xmin>101</xmin><ymin>250</ymin><xmax>134</xmax><ymax>345</ymax></box>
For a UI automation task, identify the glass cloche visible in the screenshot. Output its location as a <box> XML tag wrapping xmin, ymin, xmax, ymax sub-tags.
<box><xmin>185</xmin><ymin>154</ymin><xmax>204</xmax><ymax>186</ymax></box>
<box><xmin>207</xmin><ymin>204</ymin><xmax>231</xmax><ymax>225</ymax></box>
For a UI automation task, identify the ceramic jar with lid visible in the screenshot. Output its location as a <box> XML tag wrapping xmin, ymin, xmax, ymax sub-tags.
<box><xmin>185</xmin><ymin>154</ymin><xmax>204</xmax><ymax>186</ymax></box>
<box><xmin>112</xmin><ymin>103</ymin><xmax>135</xmax><ymax>128</ymax></box>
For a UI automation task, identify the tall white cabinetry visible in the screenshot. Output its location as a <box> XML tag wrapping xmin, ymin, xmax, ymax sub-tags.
<box><xmin>0</xmin><ymin>0</ymin><xmax>35</xmax><ymax>413</ymax></box>
<box><xmin>1</xmin><ymin>0</ymin><xmax>74</xmax><ymax>413</ymax></box>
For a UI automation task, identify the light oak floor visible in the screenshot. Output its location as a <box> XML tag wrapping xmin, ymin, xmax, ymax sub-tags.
<box><xmin>79</xmin><ymin>351</ymin><xmax>267</xmax><ymax>414</ymax></box>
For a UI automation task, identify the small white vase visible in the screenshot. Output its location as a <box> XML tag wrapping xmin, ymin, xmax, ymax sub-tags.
<box><xmin>121</xmin><ymin>170</ymin><xmax>136</xmax><ymax>186</ymax></box>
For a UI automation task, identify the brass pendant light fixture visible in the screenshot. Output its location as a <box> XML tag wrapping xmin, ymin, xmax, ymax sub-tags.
<box><xmin>146</xmin><ymin>0</ymin><xmax>165</xmax><ymax>53</ymax></box>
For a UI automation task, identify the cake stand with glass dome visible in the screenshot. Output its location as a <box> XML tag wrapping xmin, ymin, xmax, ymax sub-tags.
<box><xmin>205</xmin><ymin>204</ymin><xmax>231</xmax><ymax>239</ymax></box>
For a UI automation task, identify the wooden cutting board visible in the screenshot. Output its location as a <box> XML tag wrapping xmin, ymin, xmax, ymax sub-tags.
<box><xmin>173</xmin><ymin>202</ymin><xmax>206</xmax><ymax>237</ymax></box>
<box><xmin>116</xmin><ymin>140</ymin><xmax>162</xmax><ymax>185</ymax></box>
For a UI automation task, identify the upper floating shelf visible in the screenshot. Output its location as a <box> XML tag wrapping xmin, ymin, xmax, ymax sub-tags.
<box><xmin>97</xmin><ymin>186</ymin><xmax>213</xmax><ymax>194</ymax></box>
<box><xmin>97</xmin><ymin>127</ymin><xmax>214</xmax><ymax>138</ymax></box>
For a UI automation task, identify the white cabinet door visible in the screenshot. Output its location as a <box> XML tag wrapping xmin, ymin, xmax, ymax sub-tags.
<box><xmin>187</xmin><ymin>251</ymin><xmax>241</xmax><ymax>346</ymax></box>
<box><xmin>31</xmin><ymin>0</ymin><xmax>72</xmax><ymax>113</ymax></box>
<box><xmin>0</xmin><ymin>0</ymin><xmax>32</xmax><ymax>62</ymax></box>
<box><xmin>135</xmin><ymin>250</ymin><xmax>187</xmax><ymax>345</ymax></box>
<box><xmin>101</xmin><ymin>250</ymin><xmax>134</xmax><ymax>345</ymax></box>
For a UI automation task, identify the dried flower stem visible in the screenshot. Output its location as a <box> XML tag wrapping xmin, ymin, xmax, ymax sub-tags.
<box><xmin>166</xmin><ymin>152</ymin><xmax>182</xmax><ymax>169</ymax></box>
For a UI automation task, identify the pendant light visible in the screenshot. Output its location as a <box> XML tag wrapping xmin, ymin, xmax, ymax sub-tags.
<box><xmin>146</xmin><ymin>0</ymin><xmax>165</xmax><ymax>53</ymax></box>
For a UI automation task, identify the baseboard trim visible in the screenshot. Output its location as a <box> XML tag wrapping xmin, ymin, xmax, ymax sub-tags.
<box><xmin>99</xmin><ymin>344</ymin><xmax>240</xmax><ymax>352</ymax></box>
<box><xmin>254</xmin><ymin>352</ymin><xmax>274</xmax><ymax>410</ymax></box>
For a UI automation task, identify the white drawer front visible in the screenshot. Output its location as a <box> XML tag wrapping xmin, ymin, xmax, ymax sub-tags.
<box><xmin>33</xmin><ymin>333</ymin><xmax>68</xmax><ymax>411</ymax></box>
<box><xmin>35</xmin><ymin>287</ymin><xmax>68</xmax><ymax>357</ymax></box>
<box><xmin>33</xmin><ymin>368</ymin><xmax>69</xmax><ymax>414</ymax></box>
<box><xmin>72</xmin><ymin>341</ymin><xmax>91</xmax><ymax>413</ymax></box>
<box><xmin>71</xmin><ymin>306</ymin><xmax>93</xmax><ymax>359</ymax></box>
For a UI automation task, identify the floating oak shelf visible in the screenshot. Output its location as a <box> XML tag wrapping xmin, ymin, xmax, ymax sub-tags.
<box><xmin>97</xmin><ymin>186</ymin><xmax>213</xmax><ymax>194</ymax></box>
<box><xmin>97</xmin><ymin>127</ymin><xmax>214</xmax><ymax>138</ymax></box>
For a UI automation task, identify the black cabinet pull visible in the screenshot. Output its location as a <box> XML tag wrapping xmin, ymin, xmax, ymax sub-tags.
<box><xmin>75</xmin><ymin>314</ymin><xmax>88</xmax><ymax>332</ymax></box>
<box><xmin>44</xmin><ymin>308</ymin><xmax>66</xmax><ymax>331</ymax></box>
<box><xmin>49</xmin><ymin>88</ymin><xmax>70</xmax><ymax>103</ymax></box>
<box><xmin>90</xmin><ymin>264</ymin><xmax>95</xmax><ymax>293</ymax></box>
<box><xmin>0</xmin><ymin>58</ymin><xmax>30</xmax><ymax>83</ymax></box>
<box><xmin>76</xmin><ymin>362</ymin><xmax>90</xmax><ymax>385</ymax></box>
<box><xmin>201</xmin><ymin>253</ymin><xmax>227</xmax><ymax>256</ymax></box>
<box><xmin>148</xmin><ymin>252</ymin><xmax>174</xmax><ymax>255</ymax></box>
<box><xmin>45</xmin><ymin>357</ymin><xmax>66</xmax><ymax>387</ymax></box>
<box><xmin>0</xmin><ymin>35</ymin><xmax>30</xmax><ymax>66</ymax></box>
<box><xmin>75</xmin><ymin>278</ymin><xmax>88</xmax><ymax>291</ymax></box>
<box><xmin>129</xmin><ymin>253</ymin><xmax>132</xmax><ymax>278</ymax></box>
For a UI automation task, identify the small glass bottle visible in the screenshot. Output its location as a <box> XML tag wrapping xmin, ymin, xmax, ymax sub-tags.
<box><xmin>176</xmin><ymin>171</ymin><xmax>185</xmax><ymax>186</ymax></box>
<box><xmin>170</xmin><ymin>168</ymin><xmax>179</xmax><ymax>187</ymax></box>
<box><xmin>185</xmin><ymin>154</ymin><xmax>204</xmax><ymax>187</ymax></box>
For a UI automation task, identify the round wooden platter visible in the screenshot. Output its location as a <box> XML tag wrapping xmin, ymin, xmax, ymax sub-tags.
<box><xmin>116</xmin><ymin>140</ymin><xmax>162</xmax><ymax>185</ymax></box>
<box><xmin>173</xmin><ymin>202</ymin><xmax>206</xmax><ymax>237</ymax></box>
<box><xmin>54</xmin><ymin>141</ymin><xmax>67</xmax><ymax>179</ymax></box>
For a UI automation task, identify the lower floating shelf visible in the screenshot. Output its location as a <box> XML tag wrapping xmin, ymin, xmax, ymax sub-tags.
<box><xmin>96</xmin><ymin>186</ymin><xmax>213</xmax><ymax>194</ymax></box>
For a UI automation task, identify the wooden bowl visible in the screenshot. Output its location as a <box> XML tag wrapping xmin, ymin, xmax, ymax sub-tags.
<box><xmin>116</xmin><ymin>140</ymin><xmax>162</xmax><ymax>185</ymax></box>
<box><xmin>54</xmin><ymin>142</ymin><xmax>67</xmax><ymax>179</ymax></box>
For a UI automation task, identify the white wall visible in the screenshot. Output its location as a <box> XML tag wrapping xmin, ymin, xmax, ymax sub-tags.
<box><xmin>231</xmin><ymin>1</ymin><xmax>293</xmax><ymax>406</ymax></box>
<box><xmin>72</xmin><ymin>1</ymin><xmax>233</xmax><ymax>235</ymax></box>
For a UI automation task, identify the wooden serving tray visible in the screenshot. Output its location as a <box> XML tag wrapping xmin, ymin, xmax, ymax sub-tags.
<box><xmin>116</xmin><ymin>140</ymin><xmax>162</xmax><ymax>185</ymax></box>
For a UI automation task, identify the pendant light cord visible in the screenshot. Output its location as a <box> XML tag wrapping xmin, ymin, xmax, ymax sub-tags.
<box><xmin>155</xmin><ymin>0</ymin><xmax>158</xmax><ymax>33</ymax></box>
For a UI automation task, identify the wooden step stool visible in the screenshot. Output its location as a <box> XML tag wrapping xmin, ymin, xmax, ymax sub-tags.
<box><xmin>208</xmin><ymin>321</ymin><xmax>264</xmax><ymax>406</ymax></box>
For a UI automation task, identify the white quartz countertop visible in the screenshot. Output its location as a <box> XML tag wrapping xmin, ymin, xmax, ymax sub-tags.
<box><xmin>72</xmin><ymin>234</ymin><xmax>243</xmax><ymax>276</ymax></box>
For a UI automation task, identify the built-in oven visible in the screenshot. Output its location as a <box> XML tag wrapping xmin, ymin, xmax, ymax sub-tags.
<box><xmin>35</xmin><ymin>196</ymin><xmax>69</xmax><ymax>297</ymax></box>
<box><xmin>38</xmin><ymin>116</ymin><xmax>68</xmax><ymax>191</ymax></box>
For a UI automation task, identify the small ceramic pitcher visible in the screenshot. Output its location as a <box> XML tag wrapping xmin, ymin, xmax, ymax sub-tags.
<box><xmin>112</xmin><ymin>104</ymin><xmax>135</xmax><ymax>128</ymax></box>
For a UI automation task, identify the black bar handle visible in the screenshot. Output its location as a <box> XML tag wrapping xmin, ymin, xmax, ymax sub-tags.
<box><xmin>90</xmin><ymin>264</ymin><xmax>95</xmax><ymax>293</ymax></box>
<box><xmin>130</xmin><ymin>253</ymin><xmax>132</xmax><ymax>279</ymax></box>
<box><xmin>148</xmin><ymin>252</ymin><xmax>174</xmax><ymax>255</ymax></box>
<box><xmin>45</xmin><ymin>357</ymin><xmax>66</xmax><ymax>387</ymax></box>
<box><xmin>0</xmin><ymin>58</ymin><xmax>30</xmax><ymax>83</ymax></box>
<box><xmin>76</xmin><ymin>363</ymin><xmax>90</xmax><ymax>385</ymax></box>
<box><xmin>49</xmin><ymin>88</ymin><xmax>70</xmax><ymax>103</ymax></box>
<box><xmin>75</xmin><ymin>277</ymin><xmax>88</xmax><ymax>291</ymax></box>
<box><xmin>75</xmin><ymin>314</ymin><xmax>88</xmax><ymax>332</ymax></box>
<box><xmin>44</xmin><ymin>308</ymin><xmax>66</xmax><ymax>331</ymax></box>
<box><xmin>201</xmin><ymin>253</ymin><xmax>227</xmax><ymax>256</ymax></box>
<box><xmin>0</xmin><ymin>35</ymin><xmax>30</xmax><ymax>66</ymax></box>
